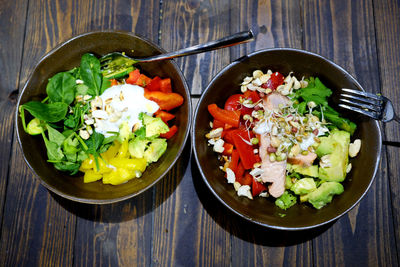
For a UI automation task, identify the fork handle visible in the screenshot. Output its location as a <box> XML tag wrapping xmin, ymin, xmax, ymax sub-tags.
<box><xmin>136</xmin><ymin>30</ymin><xmax>254</xmax><ymax>62</ymax></box>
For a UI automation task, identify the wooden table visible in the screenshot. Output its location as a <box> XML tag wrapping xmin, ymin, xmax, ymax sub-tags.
<box><xmin>1</xmin><ymin>0</ymin><xmax>399</xmax><ymax>266</ymax></box>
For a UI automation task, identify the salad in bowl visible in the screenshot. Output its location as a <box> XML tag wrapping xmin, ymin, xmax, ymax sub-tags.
<box><xmin>19</xmin><ymin>52</ymin><xmax>184</xmax><ymax>186</ymax></box>
<box><xmin>205</xmin><ymin>69</ymin><xmax>361</xmax><ymax>210</ymax></box>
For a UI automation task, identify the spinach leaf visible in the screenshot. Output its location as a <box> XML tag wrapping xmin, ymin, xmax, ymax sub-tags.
<box><xmin>46</xmin><ymin>72</ymin><xmax>76</xmax><ymax>105</ymax></box>
<box><xmin>100</xmin><ymin>76</ymin><xmax>111</xmax><ymax>95</ymax></box>
<box><xmin>54</xmin><ymin>161</ymin><xmax>80</xmax><ymax>175</ymax></box>
<box><xmin>293</xmin><ymin>77</ymin><xmax>332</xmax><ymax>106</ymax></box>
<box><xmin>80</xmin><ymin>53</ymin><xmax>102</xmax><ymax>96</ymax></box>
<box><xmin>21</xmin><ymin>101</ymin><xmax>68</xmax><ymax>122</ymax></box>
<box><xmin>42</xmin><ymin>133</ymin><xmax>64</xmax><ymax>161</ymax></box>
<box><xmin>85</xmin><ymin>132</ymin><xmax>105</xmax><ymax>154</ymax></box>
<box><xmin>47</xmin><ymin>125</ymin><xmax>66</xmax><ymax>146</ymax></box>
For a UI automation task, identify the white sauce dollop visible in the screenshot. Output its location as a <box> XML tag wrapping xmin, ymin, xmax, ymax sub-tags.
<box><xmin>93</xmin><ymin>84</ymin><xmax>159</xmax><ymax>137</ymax></box>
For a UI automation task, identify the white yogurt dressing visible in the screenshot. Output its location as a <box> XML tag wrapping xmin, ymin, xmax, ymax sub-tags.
<box><xmin>93</xmin><ymin>84</ymin><xmax>159</xmax><ymax>137</ymax></box>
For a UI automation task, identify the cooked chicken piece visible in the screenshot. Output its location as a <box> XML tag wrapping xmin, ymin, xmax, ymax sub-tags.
<box><xmin>287</xmin><ymin>152</ymin><xmax>317</xmax><ymax>167</ymax></box>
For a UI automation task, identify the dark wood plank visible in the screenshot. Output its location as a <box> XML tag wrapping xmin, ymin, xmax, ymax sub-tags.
<box><xmin>152</xmin><ymin>1</ymin><xmax>232</xmax><ymax>265</ymax></box>
<box><xmin>302</xmin><ymin>1</ymin><xmax>398</xmax><ymax>266</ymax></box>
<box><xmin>373</xmin><ymin>0</ymin><xmax>400</xmax><ymax>261</ymax></box>
<box><xmin>0</xmin><ymin>0</ymin><xmax>28</xmax><ymax>234</ymax></box>
<box><xmin>228</xmin><ymin>1</ymin><xmax>312</xmax><ymax>266</ymax></box>
<box><xmin>159</xmin><ymin>0</ymin><xmax>232</xmax><ymax>96</ymax></box>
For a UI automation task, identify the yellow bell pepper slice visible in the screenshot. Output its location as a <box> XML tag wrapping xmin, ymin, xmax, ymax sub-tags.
<box><xmin>83</xmin><ymin>170</ymin><xmax>103</xmax><ymax>183</ymax></box>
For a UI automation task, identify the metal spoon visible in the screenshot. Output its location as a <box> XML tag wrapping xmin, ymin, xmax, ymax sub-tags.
<box><xmin>100</xmin><ymin>30</ymin><xmax>254</xmax><ymax>78</ymax></box>
<box><xmin>134</xmin><ymin>29</ymin><xmax>254</xmax><ymax>62</ymax></box>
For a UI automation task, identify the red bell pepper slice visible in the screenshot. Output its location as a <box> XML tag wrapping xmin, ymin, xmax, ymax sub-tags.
<box><xmin>222</xmin><ymin>143</ymin><xmax>234</xmax><ymax>156</ymax></box>
<box><xmin>126</xmin><ymin>69</ymin><xmax>141</xmax><ymax>85</ymax></box>
<box><xmin>252</xmin><ymin>178</ymin><xmax>267</xmax><ymax>197</ymax></box>
<box><xmin>212</xmin><ymin>119</ymin><xmax>225</xmax><ymax>129</ymax></box>
<box><xmin>160</xmin><ymin>125</ymin><xmax>178</xmax><ymax>139</ymax></box>
<box><xmin>221</xmin><ymin>129</ymin><xmax>235</xmax><ymax>144</ymax></box>
<box><xmin>155</xmin><ymin>110</ymin><xmax>175</xmax><ymax>123</ymax></box>
<box><xmin>231</xmin><ymin>129</ymin><xmax>258</xmax><ymax>169</ymax></box>
<box><xmin>208</xmin><ymin>104</ymin><xmax>240</xmax><ymax>128</ymax></box>
<box><xmin>237</xmin><ymin>172</ymin><xmax>252</xmax><ymax>186</ymax></box>
<box><xmin>146</xmin><ymin>76</ymin><xmax>162</xmax><ymax>91</ymax></box>
<box><xmin>228</xmin><ymin>149</ymin><xmax>239</xmax><ymax>172</ymax></box>
<box><xmin>144</xmin><ymin>90</ymin><xmax>184</xmax><ymax>111</ymax></box>
<box><xmin>235</xmin><ymin>161</ymin><xmax>245</xmax><ymax>180</ymax></box>
<box><xmin>243</xmin><ymin>90</ymin><xmax>261</xmax><ymax>103</ymax></box>
<box><xmin>159</xmin><ymin>78</ymin><xmax>172</xmax><ymax>93</ymax></box>
<box><xmin>135</xmin><ymin>74</ymin><xmax>152</xmax><ymax>87</ymax></box>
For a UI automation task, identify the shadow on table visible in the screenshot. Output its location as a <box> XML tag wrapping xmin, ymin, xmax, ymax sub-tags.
<box><xmin>51</xmin><ymin>140</ymin><xmax>192</xmax><ymax>223</ymax></box>
<box><xmin>190</xmin><ymin>156</ymin><xmax>332</xmax><ymax>247</ymax></box>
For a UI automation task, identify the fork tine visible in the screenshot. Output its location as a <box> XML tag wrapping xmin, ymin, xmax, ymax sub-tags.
<box><xmin>339</xmin><ymin>104</ymin><xmax>380</xmax><ymax>119</ymax></box>
<box><xmin>339</xmin><ymin>98</ymin><xmax>381</xmax><ymax>112</ymax></box>
<box><xmin>342</xmin><ymin>88</ymin><xmax>382</xmax><ymax>101</ymax></box>
<box><xmin>340</xmin><ymin>93</ymin><xmax>381</xmax><ymax>106</ymax></box>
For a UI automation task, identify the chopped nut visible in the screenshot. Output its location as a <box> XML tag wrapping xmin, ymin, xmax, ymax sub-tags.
<box><xmin>105</xmin><ymin>104</ymin><xmax>114</xmax><ymax>115</ymax></box>
<box><xmin>109</xmin><ymin>111</ymin><xmax>122</xmax><ymax>122</ymax></box>
<box><xmin>132</xmin><ymin>123</ymin><xmax>140</xmax><ymax>132</ymax></box>
<box><xmin>320</xmin><ymin>155</ymin><xmax>331</xmax><ymax>168</ymax></box>
<box><xmin>205</xmin><ymin>127</ymin><xmax>223</xmax><ymax>139</ymax></box>
<box><xmin>79</xmin><ymin>129</ymin><xmax>90</xmax><ymax>140</ymax></box>
<box><xmin>119</xmin><ymin>91</ymin><xmax>124</xmax><ymax>101</ymax></box>
<box><xmin>252</xmin><ymin>78</ymin><xmax>262</xmax><ymax>86</ymax></box>
<box><xmin>253</xmin><ymin>70</ymin><xmax>263</xmax><ymax>79</ymax></box>
<box><xmin>105</xmin><ymin>98</ymin><xmax>113</xmax><ymax>105</ymax></box>
<box><xmin>346</xmin><ymin>163</ymin><xmax>352</xmax><ymax>173</ymax></box>
<box><xmin>242</xmin><ymin>76</ymin><xmax>253</xmax><ymax>85</ymax></box>
<box><xmin>233</xmin><ymin>182</ymin><xmax>241</xmax><ymax>191</ymax></box>
<box><xmin>237</xmin><ymin>185</ymin><xmax>253</xmax><ymax>200</ymax></box>
<box><xmin>260</xmin><ymin>74</ymin><xmax>270</xmax><ymax>84</ymax></box>
<box><xmin>349</xmin><ymin>139</ymin><xmax>361</xmax><ymax>157</ymax></box>
<box><xmin>290</xmin><ymin>144</ymin><xmax>301</xmax><ymax>157</ymax></box>
<box><xmin>75</xmin><ymin>95</ymin><xmax>83</xmax><ymax>102</ymax></box>
<box><xmin>241</xmin><ymin>85</ymin><xmax>248</xmax><ymax>93</ymax></box>
<box><xmin>213</xmin><ymin>139</ymin><xmax>225</xmax><ymax>153</ymax></box>
<box><xmin>90</xmin><ymin>96</ymin><xmax>103</xmax><ymax>110</ymax></box>
<box><xmin>226</xmin><ymin>168</ymin><xmax>236</xmax><ymax>184</ymax></box>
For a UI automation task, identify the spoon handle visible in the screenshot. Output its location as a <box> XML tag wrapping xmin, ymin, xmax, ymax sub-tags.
<box><xmin>137</xmin><ymin>30</ymin><xmax>254</xmax><ymax>62</ymax></box>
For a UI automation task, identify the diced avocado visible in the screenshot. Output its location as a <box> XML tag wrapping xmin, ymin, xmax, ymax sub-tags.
<box><xmin>285</xmin><ymin>176</ymin><xmax>294</xmax><ymax>189</ymax></box>
<box><xmin>275</xmin><ymin>191</ymin><xmax>297</xmax><ymax>210</ymax></box>
<box><xmin>118</xmin><ymin>122</ymin><xmax>132</xmax><ymax>141</ymax></box>
<box><xmin>305</xmin><ymin>181</ymin><xmax>344</xmax><ymax>209</ymax></box>
<box><xmin>26</xmin><ymin>118</ymin><xmax>44</xmax><ymax>135</ymax></box>
<box><xmin>290</xmin><ymin>178</ymin><xmax>317</xmax><ymax>195</ymax></box>
<box><xmin>141</xmin><ymin>113</ymin><xmax>169</xmax><ymax>138</ymax></box>
<box><xmin>292</xmin><ymin>164</ymin><xmax>319</xmax><ymax>178</ymax></box>
<box><xmin>143</xmin><ymin>138</ymin><xmax>167</xmax><ymax>163</ymax></box>
<box><xmin>128</xmin><ymin>138</ymin><xmax>149</xmax><ymax>158</ymax></box>
<box><xmin>316</xmin><ymin>136</ymin><xmax>335</xmax><ymax>157</ymax></box>
<box><xmin>318</xmin><ymin>130</ymin><xmax>350</xmax><ymax>182</ymax></box>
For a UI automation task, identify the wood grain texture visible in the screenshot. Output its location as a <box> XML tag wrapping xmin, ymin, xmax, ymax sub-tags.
<box><xmin>0</xmin><ymin>0</ymin><xmax>28</xmax><ymax>234</ymax></box>
<box><xmin>373</xmin><ymin>0</ymin><xmax>400</xmax><ymax>261</ymax></box>
<box><xmin>160</xmin><ymin>0</ymin><xmax>232</xmax><ymax>95</ymax></box>
<box><xmin>154</xmin><ymin>2</ymin><xmax>232</xmax><ymax>264</ymax></box>
<box><xmin>229</xmin><ymin>0</ymin><xmax>303</xmax><ymax>61</ymax></box>
<box><xmin>302</xmin><ymin>1</ymin><xmax>398</xmax><ymax>266</ymax></box>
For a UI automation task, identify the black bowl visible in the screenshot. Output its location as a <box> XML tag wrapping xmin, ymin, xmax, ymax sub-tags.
<box><xmin>192</xmin><ymin>48</ymin><xmax>381</xmax><ymax>230</ymax></box>
<box><xmin>16</xmin><ymin>31</ymin><xmax>191</xmax><ymax>204</ymax></box>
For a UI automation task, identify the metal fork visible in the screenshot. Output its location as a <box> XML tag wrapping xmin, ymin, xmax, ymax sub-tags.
<box><xmin>339</xmin><ymin>88</ymin><xmax>399</xmax><ymax>123</ymax></box>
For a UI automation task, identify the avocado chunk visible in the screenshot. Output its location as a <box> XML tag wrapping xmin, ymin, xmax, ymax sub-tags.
<box><xmin>275</xmin><ymin>191</ymin><xmax>297</xmax><ymax>210</ymax></box>
<box><xmin>141</xmin><ymin>113</ymin><xmax>169</xmax><ymax>138</ymax></box>
<box><xmin>128</xmin><ymin>138</ymin><xmax>149</xmax><ymax>158</ymax></box>
<box><xmin>318</xmin><ymin>130</ymin><xmax>350</xmax><ymax>182</ymax></box>
<box><xmin>316</xmin><ymin>136</ymin><xmax>335</xmax><ymax>157</ymax></box>
<box><xmin>143</xmin><ymin>138</ymin><xmax>167</xmax><ymax>163</ymax></box>
<box><xmin>304</xmin><ymin>181</ymin><xmax>344</xmax><ymax>209</ymax></box>
<box><xmin>292</xmin><ymin>164</ymin><xmax>319</xmax><ymax>178</ymax></box>
<box><xmin>290</xmin><ymin>178</ymin><xmax>317</xmax><ymax>195</ymax></box>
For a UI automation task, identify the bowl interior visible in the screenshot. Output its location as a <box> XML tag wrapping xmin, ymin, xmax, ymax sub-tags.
<box><xmin>193</xmin><ymin>48</ymin><xmax>381</xmax><ymax>230</ymax></box>
<box><xmin>16</xmin><ymin>31</ymin><xmax>191</xmax><ymax>203</ymax></box>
